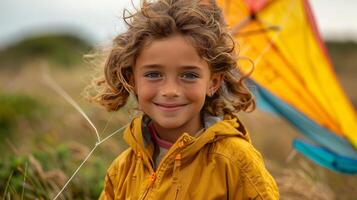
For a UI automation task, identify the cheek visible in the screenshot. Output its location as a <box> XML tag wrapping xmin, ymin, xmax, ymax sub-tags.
<box><xmin>184</xmin><ymin>84</ymin><xmax>207</xmax><ymax>103</ymax></box>
<box><xmin>136</xmin><ymin>82</ymin><xmax>156</xmax><ymax>101</ymax></box>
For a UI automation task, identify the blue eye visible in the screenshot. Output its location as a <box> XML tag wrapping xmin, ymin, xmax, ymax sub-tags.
<box><xmin>144</xmin><ymin>71</ymin><xmax>162</xmax><ymax>79</ymax></box>
<box><xmin>180</xmin><ymin>72</ymin><xmax>199</xmax><ymax>80</ymax></box>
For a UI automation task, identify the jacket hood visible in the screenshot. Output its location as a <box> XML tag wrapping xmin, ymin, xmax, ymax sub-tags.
<box><xmin>123</xmin><ymin>113</ymin><xmax>251</xmax><ymax>166</ymax></box>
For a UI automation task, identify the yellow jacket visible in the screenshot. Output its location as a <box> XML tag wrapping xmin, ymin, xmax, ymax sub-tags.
<box><xmin>99</xmin><ymin>114</ymin><xmax>279</xmax><ymax>200</ymax></box>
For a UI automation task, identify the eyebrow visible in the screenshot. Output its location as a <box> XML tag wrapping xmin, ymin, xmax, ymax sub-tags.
<box><xmin>140</xmin><ymin>64</ymin><xmax>202</xmax><ymax>71</ymax></box>
<box><xmin>140</xmin><ymin>64</ymin><xmax>162</xmax><ymax>69</ymax></box>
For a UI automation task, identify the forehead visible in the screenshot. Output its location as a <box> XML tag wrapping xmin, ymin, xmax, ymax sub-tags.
<box><xmin>135</xmin><ymin>34</ymin><xmax>209</xmax><ymax>70</ymax></box>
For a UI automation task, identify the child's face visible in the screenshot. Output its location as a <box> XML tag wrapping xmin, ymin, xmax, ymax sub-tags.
<box><xmin>133</xmin><ymin>34</ymin><xmax>222</xmax><ymax>132</ymax></box>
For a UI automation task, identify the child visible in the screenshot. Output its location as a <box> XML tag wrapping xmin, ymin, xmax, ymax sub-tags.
<box><xmin>92</xmin><ymin>0</ymin><xmax>279</xmax><ymax>199</ymax></box>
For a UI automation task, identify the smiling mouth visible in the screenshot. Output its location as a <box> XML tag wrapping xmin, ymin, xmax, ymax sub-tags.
<box><xmin>153</xmin><ymin>102</ymin><xmax>187</xmax><ymax>111</ymax></box>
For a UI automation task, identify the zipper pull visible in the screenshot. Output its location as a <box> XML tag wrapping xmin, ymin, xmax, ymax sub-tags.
<box><xmin>149</xmin><ymin>172</ymin><xmax>157</xmax><ymax>187</ymax></box>
<box><xmin>172</xmin><ymin>153</ymin><xmax>182</xmax><ymax>183</ymax></box>
<box><xmin>139</xmin><ymin>172</ymin><xmax>157</xmax><ymax>200</ymax></box>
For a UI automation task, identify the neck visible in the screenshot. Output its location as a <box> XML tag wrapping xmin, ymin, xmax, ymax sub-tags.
<box><xmin>152</xmin><ymin>115</ymin><xmax>203</xmax><ymax>144</ymax></box>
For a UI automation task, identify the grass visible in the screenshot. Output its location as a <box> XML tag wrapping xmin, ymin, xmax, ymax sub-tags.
<box><xmin>0</xmin><ymin>61</ymin><xmax>130</xmax><ymax>199</ymax></box>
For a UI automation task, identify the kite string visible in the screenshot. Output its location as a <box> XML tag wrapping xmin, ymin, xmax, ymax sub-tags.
<box><xmin>52</xmin><ymin>124</ymin><xmax>128</xmax><ymax>200</ymax></box>
<box><xmin>41</xmin><ymin>67</ymin><xmax>129</xmax><ymax>199</ymax></box>
<box><xmin>52</xmin><ymin>143</ymin><xmax>98</xmax><ymax>200</ymax></box>
<box><xmin>42</xmin><ymin>67</ymin><xmax>101</xmax><ymax>142</ymax></box>
<box><xmin>97</xmin><ymin>124</ymin><xmax>129</xmax><ymax>146</ymax></box>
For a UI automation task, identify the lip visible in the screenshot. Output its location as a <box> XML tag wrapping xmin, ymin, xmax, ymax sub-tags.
<box><xmin>154</xmin><ymin>102</ymin><xmax>187</xmax><ymax>111</ymax></box>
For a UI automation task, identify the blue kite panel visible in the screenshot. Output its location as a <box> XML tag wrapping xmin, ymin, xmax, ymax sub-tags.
<box><xmin>251</xmin><ymin>81</ymin><xmax>357</xmax><ymax>160</ymax></box>
<box><xmin>293</xmin><ymin>139</ymin><xmax>357</xmax><ymax>174</ymax></box>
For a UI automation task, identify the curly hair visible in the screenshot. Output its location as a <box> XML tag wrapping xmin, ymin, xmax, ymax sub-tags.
<box><xmin>88</xmin><ymin>0</ymin><xmax>256</xmax><ymax>116</ymax></box>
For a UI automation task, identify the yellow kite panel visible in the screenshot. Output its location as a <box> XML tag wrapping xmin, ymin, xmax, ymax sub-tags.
<box><xmin>217</xmin><ymin>0</ymin><xmax>357</xmax><ymax>148</ymax></box>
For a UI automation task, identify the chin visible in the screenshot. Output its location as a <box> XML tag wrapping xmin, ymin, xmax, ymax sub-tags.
<box><xmin>154</xmin><ymin>118</ymin><xmax>185</xmax><ymax>129</ymax></box>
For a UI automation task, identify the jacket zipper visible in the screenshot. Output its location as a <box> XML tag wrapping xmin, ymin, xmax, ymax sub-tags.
<box><xmin>174</xmin><ymin>187</ymin><xmax>180</xmax><ymax>200</ymax></box>
<box><xmin>138</xmin><ymin>138</ymin><xmax>190</xmax><ymax>200</ymax></box>
<box><xmin>139</xmin><ymin>172</ymin><xmax>157</xmax><ymax>200</ymax></box>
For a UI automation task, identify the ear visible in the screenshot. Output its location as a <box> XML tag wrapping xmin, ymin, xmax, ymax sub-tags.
<box><xmin>207</xmin><ymin>73</ymin><xmax>224</xmax><ymax>97</ymax></box>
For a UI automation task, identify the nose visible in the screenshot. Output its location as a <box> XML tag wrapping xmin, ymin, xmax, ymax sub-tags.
<box><xmin>160</xmin><ymin>77</ymin><xmax>180</xmax><ymax>98</ymax></box>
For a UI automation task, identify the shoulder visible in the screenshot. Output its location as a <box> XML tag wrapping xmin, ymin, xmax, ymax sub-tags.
<box><xmin>210</xmin><ymin>136</ymin><xmax>258</xmax><ymax>164</ymax></box>
<box><xmin>106</xmin><ymin>148</ymin><xmax>135</xmax><ymax>178</ymax></box>
<box><xmin>210</xmin><ymin>136</ymin><xmax>269</xmax><ymax>176</ymax></box>
<box><xmin>210</xmin><ymin>137</ymin><xmax>279</xmax><ymax>199</ymax></box>
<box><xmin>211</xmin><ymin>136</ymin><xmax>269</xmax><ymax>174</ymax></box>
<box><xmin>208</xmin><ymin>115</ymin><xmax>265</xmax><ymax>170</ymax></box>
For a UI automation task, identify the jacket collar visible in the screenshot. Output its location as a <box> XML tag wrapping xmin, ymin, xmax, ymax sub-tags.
<box><xmin>123</xmin><ymin>113</ymin><xmax>251</xmax><ymax>165</ymax></box>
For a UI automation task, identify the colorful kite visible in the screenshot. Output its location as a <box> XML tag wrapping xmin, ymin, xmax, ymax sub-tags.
<box><xmin>216</xmin><ymin>0</ymin><xmax>357</xmax><ymax>174</ymax></box>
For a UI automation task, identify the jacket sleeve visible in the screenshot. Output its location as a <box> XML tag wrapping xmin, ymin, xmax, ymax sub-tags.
<box><xmin>99</xmin><ymin>157</ymin><xmax>122</xmax><ymax>200</ymax></box>
<box><xmin>98</xmin><ymin>151</ymin><xmax>128</xmax><ymax>200</ymax></box>
<box><xmin>242</xmin><ymin>149</ymin><xmax>279</xmax><ymax>200</ymax></box>
<box><xmin>224</xmin><ymin>137</ymin><xmax>279</xmax><ymax>200</ymax></box>
<box><xmin>99</xmin><ymin>172</ymin><xmax>116</xmax><ymax>200</ymax></box>
<box><xmin>98</xmin><ymin>149</ymin><xmax>133</xmax><ymax>200</ymax></box>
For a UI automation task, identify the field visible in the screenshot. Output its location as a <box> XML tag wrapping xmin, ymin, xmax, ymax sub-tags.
<box><xmin>0</xmin><ymin>34</ymin><xmax>356</xmax><ymax>199</ymax></box>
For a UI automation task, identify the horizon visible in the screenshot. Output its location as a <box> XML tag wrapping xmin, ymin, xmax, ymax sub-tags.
<box><xmin>1</xmin><ymin>0</ymin><xmax>357</xmax><ymax>49</ymax></box>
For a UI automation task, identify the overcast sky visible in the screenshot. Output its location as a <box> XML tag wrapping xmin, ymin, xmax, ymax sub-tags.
<box><xmin>0</xmin><ymin>0</ymin><xmax>357</xmax><ymax>49</ymax></box>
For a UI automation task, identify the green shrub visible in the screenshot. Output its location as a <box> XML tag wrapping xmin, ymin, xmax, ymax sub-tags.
<box><xmin>0</xmin><ymin>92</ymin><xmax>46</xmax><ymax>138</ymax></box>
<box><xmin>0</xmin><ymin>33</ymin><xmax>92</xmax><ymax>69</ymax></box>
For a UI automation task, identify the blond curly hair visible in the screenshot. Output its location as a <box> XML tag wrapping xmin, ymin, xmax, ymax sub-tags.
<box><xmin>88</xmin><ymin>0</ymin><xmax>255</xmax><ymax>116</ymax></box>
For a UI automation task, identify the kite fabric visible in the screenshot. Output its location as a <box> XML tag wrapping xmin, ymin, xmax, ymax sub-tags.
<box><xmin>216</xmin><ymin>0</ymin><xmax>357</xmax><ymax>173</ymax></box>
